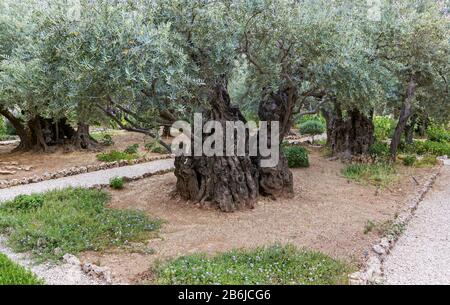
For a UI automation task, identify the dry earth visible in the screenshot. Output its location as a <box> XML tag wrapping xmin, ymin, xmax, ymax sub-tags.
<box><xmin>0</xmin><ymin>131</ymin><xmax>164</xmax><ymax>181</ymax></box>
<box><xmin>79</xmin><ymin>148</ymin><xmax>433</xmax><ymax>284</ymax></box>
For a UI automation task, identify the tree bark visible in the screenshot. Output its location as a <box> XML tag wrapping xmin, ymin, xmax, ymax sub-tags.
<box><xmin>72</xmin><ymin>122</ymin><xmax>99</xmax><ymax>150</ymax></box>
<box><xmin>404</xmin><ymin>114</ymin><xmax>417</xmax><ymax>145</ymax></box>
<box><xmin>390</xmin><ymin>76</ymin><xmax>417</xmax><ymax>160</ymax></box>
<box><xmin>0</xmin><ymin>108</ymin><xmax>33</xmax><ymax>151</ymax></box>
<box><xmin>174</xmin><ymin>82</ymin><xmax>259</xmax><ymax>212</ymax></box>
<box><xmin>257</xmin><ymin>87</ymin><xmax>295</xmax><ymax>198</ymax></box>
<box><xmin>325</xmin><ymin>106</ymin><xmax>374</xmax><ymax>159</ymax></box>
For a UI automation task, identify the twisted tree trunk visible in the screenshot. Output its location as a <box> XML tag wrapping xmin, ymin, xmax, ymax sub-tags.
<box><xmin>72</xmin><ymin>122</ymin><xmax>99</xmax><ymax>150</ymax></box>
<box><xmin>174</xmin><ymin>83</ymin><xmax>259</xmax><ymax>212</ymax></box>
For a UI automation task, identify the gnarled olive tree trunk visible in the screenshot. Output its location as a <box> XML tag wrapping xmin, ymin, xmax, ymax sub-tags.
<box><xmin>257</xmin><ymin>88</ymin><xmax>294</xmax><ymax>198</ymax></box>
<box><xmin>174</xmin><ymin>83</ymin><xmax>259</xmax><ymax>212</ymax></box>
<box><xmin>324</xmin><ymin>105</ymin><xmax>374</xmax><ymax>159</ymax></box>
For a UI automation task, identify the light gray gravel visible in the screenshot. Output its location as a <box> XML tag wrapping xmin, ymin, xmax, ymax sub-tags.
<box><xmin>383</xmin><ymin>163</ymin><xmax>450</xmax><ymax>285</ymax></box>
<box><xmin>0</xmin><ymin>159</ymin><xmax>174</xmax><ymax>202</ymax></box>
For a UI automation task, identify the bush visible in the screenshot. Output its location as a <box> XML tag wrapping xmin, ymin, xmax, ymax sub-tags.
<box><xmin>110</xmin><ymin>177</ymin><xmax>125</xmax><ymax>189</ymax></box>
<box><xmin>155</xmin><ymin>244</ymin><xmax>352</xmax><ymax>285</ymax></box>
<box><xmin>124</xmin><ymin>143</ymin><xmax>139</xmax><ymax>154</ymax></box>
<box><xmin>426</xmin><ymin>125</ymin><xmax>450</xmax><ymax>143</ymax></box>
<box><xmin>0</xmin><ymin>253</ymin><xmax>43</xmax><ymax>285</ymax></box>
<box><xmin>2</xmin><ymin>194</ymin><xmax>44</xmax><ymax>212</ymax></box>
<box><xmin>297</xmin><ymin>114</ymin><xmax>326</xmax><ymax>126</ymax></box>
<box><xmin>283</xmin><ymin>146</ymin><xmax>309</xmax><ymax>168</ymax></box>
<box><xmin>299</xmin><ymin>120</ymin><xmax>325</xmax><ymax>140</ymax></box>
<box><xmin>0</xmin><ymin>188</ymin><xmax>160</xmax><ymax>261</ymax></box>
<box><xmin>374</xmin><ymin>116</ymin><xmax>395</xmax><ymax>141</ymax></box>
<box><xmin>96</xmin><ymin>150</ymin><xmax>138</xmax><ymax>162</ymax></box>
<box><xmin>145</xmin><ymin>141</ymin><xmax>167</xmax><ymax>154</ymax></box>
<box><xmin>369</xmin><ymin>142</ymin><xmax>390</xmax><ymax>159</ymax></box>
<box><xmin>402</xmin><ymin>155</ymin><xmax>417</xmax><ymax>166</ymax></box>
<box><xmin>411</xmin><ymin>140</ymin><xmax>450</xmax><ymax>157</ymax></box>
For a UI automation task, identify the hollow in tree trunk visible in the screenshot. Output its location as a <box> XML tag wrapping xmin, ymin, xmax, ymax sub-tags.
<box><xmin>72</xmin><ymin>122</ymin><xmax>99</xmax><ymax>150</ymax></box>
<box><xmin>174</xmin><ymin>82</ymin><xmax>259</xmax><ymax>212</ymax></box>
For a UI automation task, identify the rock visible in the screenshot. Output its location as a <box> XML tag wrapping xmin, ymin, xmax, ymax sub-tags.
<box><xmin>0</xmin><ymin>170</ymin><xmax>16</xmax><ymax>175</ymax></box>
<box><xmin>373</xmin><ymin>244</ymin><xmax>386</xmax><ymax>255</ymax></box>
<box><xmin>81</xmin><ymin>262</ymin><xmax>112</xmax><ymax>284</ymax></box>
<box><xmin>63</xmin><ymin>254</ymin><xmax>81</xmax><ymax>266</ymax></box>
<box><xmin>380</xmin><ymin>237</ymin><xmax>390</xmax><ymax>249</ymax></box>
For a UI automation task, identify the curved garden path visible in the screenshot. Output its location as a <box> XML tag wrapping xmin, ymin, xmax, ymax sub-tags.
<box><xmin>0</xmin><ymin>159</ymin><xmax>174</xmax><ymax>203</ymax></box>
<box><xmin>383</xmin><ymin>160</ymin><xmax>450</xmax><ymax>285</ymax></box>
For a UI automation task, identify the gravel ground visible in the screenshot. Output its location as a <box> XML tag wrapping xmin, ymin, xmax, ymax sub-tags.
<box><xmin>383</xmin><ymin>162</ymin><xmax>450</xmax><ymax>285</ymax></box>
<box><xmin>0</xmin><ymin>236</ymin><xmax>101</xmax><ymax>285</ymax></box>
<box><xmin>0</xmin><ymin>159</ymin><xmax>174</xmax><ymax>202</ymax></box>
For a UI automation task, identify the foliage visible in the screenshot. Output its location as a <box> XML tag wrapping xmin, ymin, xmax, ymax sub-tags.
<box><xmin>110</xmin><ymin>177</ymin><xmax>125</xmax><ymax>190</ymax></box>
<box><xmin>124</xmin><ymin>144</ymin><xmax>139</xmax><ymax>155</ymax></box>
<box><xmin>342</xmin><ymin>162</ymin><xmax>396</xmax><ymax>187</ymax></box>
<box><xmin>363</xmin><ymin>220</ymin><xmax>405</xmax><ymax>238</ymax></box>
<box><xmin>402</xmin><ymin>155</ymin><xmax>417</xmax><ymax>167</ymax></box>
<box><xmin>283</xmin><ymin>146</ymin><xmax>309</xmax><ymax>168</ymax></box>
<box><xmin>145</xmin><ymin>141</ymin><xmax>167</xmax><ymax>154</ymax></box>
<box><xmin>155</xmin><ymin>244</ymin><xmax>352</xmax><ymax>285</ymax></box>
<box><xmin>369</xmin><ymin>142</ymin><xmax>390</xmax><ymax>160</ymax></box>
<box><xmin>426</xmin><ymin>124</ymin><xmax>450</xmax><ymax>143</ymax></box>
<box><xmin>410</xmin><ymin>140</ymin><xmax>450</xmax><ymax>157</ymax></box>
<box><xmin>96</xmin><ymin>151</ymin><xmax>138</xmax><ymax>163</ymax></box>
<box><xmin>373</xmin><ymin>116</ymin><xmax>396</xmax><ymax>141</ymax></box>
<box><xmin>297</xmin><ymin>115</ymin><xmax>326</xmax><ymax>126</ymax></box>
<box><xmin>91</xmin><ymin>133</ymin><xmax>114</xmax><ymax>147</ymax></box>
<box><xmin>2</xmin><ymin>194</ymin><xmax>44</xmax><ymax>212</ymax></box>
<box><xmin>415</xmin><ymin>155</ymin><xmax>438</xmax><ymax>168</ymax></box>
<box><xmin>0</xmin><ymin>253</ymin><xmax>43</xmax><ymax>285</ymax></box>
<box><xmin>0</xmin><ymin>188</ymin><xmax>160</xmax><ymax>261</ymax></box>
<box><xmin>299</xmin><ymin>121</ymin><xmax>325</xmax><ymax>137</ymax></box>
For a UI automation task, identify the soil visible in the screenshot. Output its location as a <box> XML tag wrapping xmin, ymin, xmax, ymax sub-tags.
<box><xmin>79</xmin><ymin>147</ymin><xmax>434</xmax><ymax>284</ymax></box>
<box><xmin>0</xmin><ymin>131</ymin><xmax>167</xmax><ymax>181</ymax></box>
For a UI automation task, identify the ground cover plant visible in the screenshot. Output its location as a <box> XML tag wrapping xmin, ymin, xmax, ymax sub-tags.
<box><xmin>342</xmin><ymin>162</ymin><xmax>397</xmax><ymax>187</ymax></box>
<box><xmin>154</xmin><ymin>244</ymin><xmax>352</xmax><ymax>285</ymax></box>
<box><xmin>0</xmin><ymin>189</ymin><xmax>160</xmax><ymax>261</ymax></box>
<box><xmin>0</xmin><ymin>253</ymin><xmax>43</xmax><ymax>285</ymax></box>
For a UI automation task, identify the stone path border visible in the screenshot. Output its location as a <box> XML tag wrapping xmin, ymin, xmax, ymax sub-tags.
<box><xmin>349</xmin><ymin>162</ymin><xmax>444</xmax><ymax>285</ymax></box>
<box><xmin>0</xmin><ymin>154</ymin><xmax>173</xmax><ymax>189</ymax></box>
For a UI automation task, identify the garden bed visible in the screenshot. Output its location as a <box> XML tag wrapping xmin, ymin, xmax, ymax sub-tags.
<box><xmin>78</xmin><ymin>148</ymin><xmax>435</xmax><ymax>284</ymax></box>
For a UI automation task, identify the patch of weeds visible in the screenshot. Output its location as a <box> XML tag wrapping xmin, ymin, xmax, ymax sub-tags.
<box><xmin>2</xmin><ymin>194</ymin><xmax>44</xmax><ymax>212</ymax></box>
<box><xmin>110</xmin><ymin>177</ymin><xmax>125</xmax><ymax>190</ymax></box>
<box><xmin>0</xmin><ymin>253</ymin><xmax>43</xmax><ymax>285</ymax></box>
<box><xmin>402</xmin><ymin>155</ymin><xmax>417</xmax><ymax>166</ymax></box>
<box><xmin>154</xmin><ymin>244</ymin><xmax>353</xmax><ymax>285</ymax></box>
<box><xmin>0</xmin><ymin>188</ymin><xmax>160</xmax><ymax>262</ymax></box>
<box><xmin>145</xmin><ymin>141</ymin><xmax>167</xmax><ymax>154</ymax></box>
<box><xmin>342</xmin><ymin>162</ymin><xmax>396</xmax><ymax>187</ymax></box>
<box><xmin>91</xmin><ymin>133</ymin><xmax>114</xmax><ymax>146</ymax></box>
<box><xmin>363</xmin><ymin>220</ymin><xmax>377</xmax><ymax>235</ymax></box>
<box><xmin>363</xmin><ymin>220</ymin><xmax>405</xmax><ymax>237</ymax></box>
<box><xmin>124</xmin><ymin>144</ymin><xmax>139</xmax><ymax>155</ymax></box>
<box><xmin>415</xmin><ymin>155</ymin><xmax>438</xmax><ymax>168</ymax></box>
<box><xmin>96</xmin><ymin>150</ymin><xmax>138</xmax><ymax>162</ymax></box>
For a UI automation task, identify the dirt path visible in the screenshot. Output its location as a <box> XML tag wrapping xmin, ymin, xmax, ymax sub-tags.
<box><xmin>0</xmin><ymin>159</ymin><xmax>174</xmax><ymax>202</ymax></box>
<box><xmin>383</xmin><ymin>160</ymin><xmax>450</xmax><ymax>285</ymax></box>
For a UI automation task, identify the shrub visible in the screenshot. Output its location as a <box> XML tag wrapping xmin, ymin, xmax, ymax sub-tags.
<box><xmin>110</xmin><ymin>177</ymin><xmax>125</xmax><ymax>190</ymax></box>
<box><xmin>124</xmin><ymin>143</ymin><xmax>139</xmax><ymax>154</ymax></box>
<box><xmin>145</xmin><ymin>141</ymin><xmax>167</xmax><ymax>154</ymax></box>
<box><xmin>426</xmin><ymin>124</ymin><xmax>450</xmax><ymax>143</ymax></box>
<box><xmin>96</xmin><ymin>150</ymin><xmax>137</xmax><ymax>162</ymax></box>
<box><xmin>0</xmin><ymin>253</ymin><xmax>43</xmax><ymax>285</ymax></box>
<box><xmin>299</xmin><ymin>120</ymin><xmax>325</xmax><ymax>141</ymax></box>
<box><xmin>0</xmin><ymin>188</ymin><xmax>160</xmax><ymax>261</ymax></box>
<box><xmin>411</xmin><ymin>140</ymin><xmax>450</xmax><ymax>156</ymax></box>
<box><xmin>402</xmin><ymin>155</ymin><xmax>417</xmax><ymax>166</ymax></box>
<box><xmin>369</xmin><ymin>142</ymin><xmax>390</xmax><ymax>159</ymax></box>
<box><xmin>283</xmin><ymin>146</ymin><xmax>309</xmax><ymax>168</ymax></box>
<box><xmin>342</xmin><ymin>162</ymin><xmax>396</xmax><ymax>186</ymax></box>
<box><xmin>374</xmin><ymin>116</ymin><xmax>395</xmax><ymax>141</ymax></box>
<box><xmin>155</xmin><ymin>244</ymin><xmax>352</xmax><ymax>285</ymax></box>
<box><xmin>2</xmin><ymin>194</ymin><xmax>44</xmax><ymax>212</ymax></box>
<box><xmin>416</xmin><ymin>155</ymin><xmax>438</xmax><ymax>168</ymax></box>
<box><xmin>297</xmin><ymin>114</ymin><xmax>326</xmax><ymax>126</ymax></box>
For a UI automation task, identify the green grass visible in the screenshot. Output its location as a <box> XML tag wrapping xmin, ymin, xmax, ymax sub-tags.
<box><xmin>96</xmin><ymin>150</ymin><xmax>138</xmax><ymax>162</ymax></box>
<box><xmin>154</xmin><ymin>244</ymin><xmax>352</xmax><ymax>285</ymax></box>
<box><xmin>110</xmin><ymin>176</ymin><xmax>125</xmax><ymax>189</ymax></box>
<box><xmin>342</xmin><ymin>162</ymin><xmax>396</xmax><ymax>187</ymax></box>
<box><xmin>0</xmin><ymin>253</ymin><xmax>43</xmax><ymax>285</ymax></box>
<box><xmin>0</xmin><ymin>188</ymin><xmax>160</xmax><ymax>262</ymax></box>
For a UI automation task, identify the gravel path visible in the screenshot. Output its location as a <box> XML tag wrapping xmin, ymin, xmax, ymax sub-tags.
<box><xmin>383</xmin><ymin>161</ymin><xmax>450</xmax><ymax>285</ymax></box>
<box><xmin>0</xmin><ymin>159</ymin><xmax>174</xmax><ymax>203</ymax></box>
